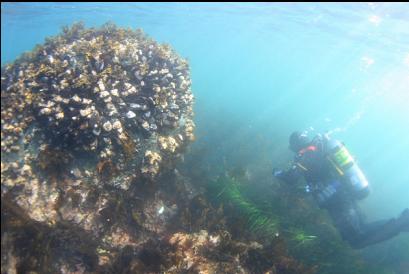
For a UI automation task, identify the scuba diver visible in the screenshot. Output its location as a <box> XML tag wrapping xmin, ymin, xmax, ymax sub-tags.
<box><xmin>273</xmin><ymin>131</ymin><xmax>409</xmax><ymax>249</ymax></box>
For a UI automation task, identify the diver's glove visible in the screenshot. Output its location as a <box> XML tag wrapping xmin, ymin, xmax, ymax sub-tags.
<box><xmin>272</xmin><ymin>168</ymin><xmax>284</xmax><ymax>178</ymax></box>
<box><xmin>273</xmin><ymin>165</ymin><xmax>299</xmax><ymax>184</ymax></box>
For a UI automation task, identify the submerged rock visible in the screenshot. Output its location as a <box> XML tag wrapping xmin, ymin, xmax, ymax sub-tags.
<box><xmin>1</xmin><ymin>22</ymin><xmax>196</xmax><ymax>274</ymax></box>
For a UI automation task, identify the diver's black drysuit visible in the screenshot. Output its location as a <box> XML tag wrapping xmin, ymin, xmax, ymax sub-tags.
<box><xmin>274</xmin><ymin>134</ymin><xmax>409</xmax><ymax>249</ymax></box>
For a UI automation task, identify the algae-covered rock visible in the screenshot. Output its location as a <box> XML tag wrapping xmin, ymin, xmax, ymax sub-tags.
<box><xmin>1</xmin><ymin>22</ymin><xmax>196</xmax><ymax>273</ymax></box>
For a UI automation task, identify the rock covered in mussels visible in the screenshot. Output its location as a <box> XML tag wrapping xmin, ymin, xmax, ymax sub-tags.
<box><xmin>1</xmin><ymin>22</ymin><xmax>195</xmax><ymax>189</ymax></box>
<box><xmin>1</xmin><ymin>22</ymin><xmax>198</xmax><ymax>273</ymax></box>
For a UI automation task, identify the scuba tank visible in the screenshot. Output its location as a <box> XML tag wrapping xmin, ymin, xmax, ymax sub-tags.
<box><xmin>324</xmin><ymin>136</ymin><xmax>370</xmax><ymax>199</ymax></box>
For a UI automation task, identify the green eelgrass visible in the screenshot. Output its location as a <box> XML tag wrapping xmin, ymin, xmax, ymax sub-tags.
<box><xmin>208</xmin><ymin>174</ymin><xmax>318</xmax><ymax>247</ymax></box>
<box><xmin>208</xmin><ymin>174</ymin><xmax>279</xmax><ymax>238</ymax></box>
<box><xmin>285</xmin><ymin>227</ymin><xmax>317</xmax><ymax>247</ymax></box>
<box><xmin>206</xmin><ymin>173</ymin><xmax>393</xmax><ymax>274</ymax></box>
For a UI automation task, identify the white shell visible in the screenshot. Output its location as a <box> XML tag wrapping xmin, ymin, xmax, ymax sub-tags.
<box><xmin>126</xmin><ymin>111</ymin><xmax>136</xmax><ymax>118</ymax></box>
<box><xmin>112</xmin><ymin>120</ymin><xmax>122</xmax><ymax>130</ymax></box>
<box><xmin>98</xmin><ymin>80</ymin><xmax>105</xmax><ymax>91</ymax></box>
<box><xmin>39</xmin><ymin>108</ymin><xmax>52</xmax><ymax>115</ymax></box>
<box><xmin>111</xmin><ymin>89</ymin><xmax>119</xmax><ymax>97</ymax></box>
<box><xmin>80</xmin><ymin>108</ymin><xmax>92</xmax><ymax>117</ymax></box>
<box><xmin>103</xmin><ymin>121</ymin><xmax>112</xmax><ymax>132</ymax></box>
<box><xmin>100</xmin><ymin>90</ymin><xmax>110</xmax><ymax>98</ymax></box>
<box><xmin>82</xmin><ymin>98</ymin><xmax>92</xmax><ymax>104</ymax></box>
<box><xmin>72</xmin><ymin>94</ymin><xmax>81</xmax><ymax>102</ymax></box>
<box><xmin>55</xmin><ymin>112</ymin><xmax>64</xmax><ymax>120</ymax></box>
